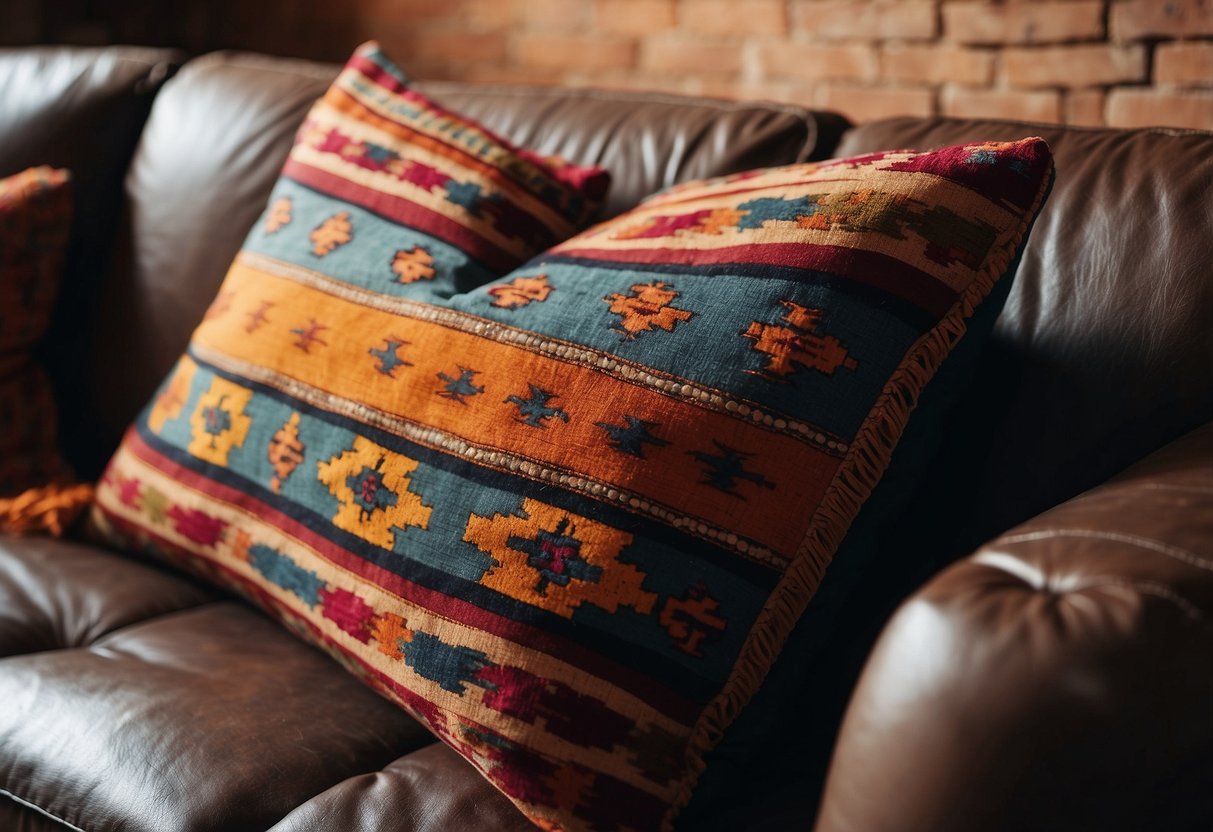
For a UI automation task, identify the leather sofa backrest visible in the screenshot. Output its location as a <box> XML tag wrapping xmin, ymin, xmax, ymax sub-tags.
<box><xmin>414</xmin><ymin>81</ymin><xmax>850</xmax><ymax>220</ymax></box>
<box><xmin>836</xmin><ymin>118</ymin><xmax>1213</xmax><ymax>556</ymax></box>
<box><xmin>0</xmin><ymin>46</ymin><xmax>182</xmax><ymax>476</ymax></box>
<box><xmin>83</xmin><ymin>51</ymin><xmax>848</xmax><ymax>475</ymax></box>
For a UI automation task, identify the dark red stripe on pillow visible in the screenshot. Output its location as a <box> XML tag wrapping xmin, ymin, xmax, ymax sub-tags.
<box><xmin>345</xmin><ymin>50</ymin><xmax>412</xmax><ymax>97</ymax></box>
<box><xmin>282</xmin><ymin>159</ymin><xmax>519</xmax><ymax>273</ymax></box>
<box><xmin>555</xmin><ymin>241</ymin><xmax>961</xmax><ymax>319</ymax></box>
<box><xmin>343</xmin><ymin>51</ymin><xmax>601</xmax><ymax>201</ymax></box>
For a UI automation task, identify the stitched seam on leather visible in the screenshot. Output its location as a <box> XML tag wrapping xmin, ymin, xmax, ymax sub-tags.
<box><xmin>418</xmin><ymin>81</ymin><xmax>816</xmax><ymax>117</ymax></box>
<box><xmin>193</xmin><ymin>51</ymin><xmax>339</xmax><ymax>81</ymax></box>
<box><xmin>0</xmin><ymin>787</ymin><xmax>88</xmax><ymax>832</ymax></box>
<box><xmin>1068</xmin><ymin>578</ymin><xmax>1206</xmax><ymax>621</ymax></box>
<box><xmin>973</xmin><ymin>551</ymin><xmax>1210</xmax><ymax>620</ymax></box>
<box><xmin>999</xmin><ymin>529</ymin><xmax>1213</xmax><ymax>572</ymax></box>
<box><xmin>1136</xmin><ymin>483</ymin><xmax>1213</xmax><ymax>494</ymax></box>
<box><xmin>417</xmin><ymin>84</ymin><xmax>819</xmax><ymax>161</ymax></box>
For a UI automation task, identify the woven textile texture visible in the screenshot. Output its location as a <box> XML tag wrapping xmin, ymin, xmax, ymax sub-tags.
<box><xmin>245</xmin><ymin>41</ymin><xmax>608</xmax><ymax>301</ymax></box>
<box><xmin>92</xmin><ymin>137</ymin><xmax>1053</xmax><ymax>831</ymax></box>
<box><xmin>0</xmin><ymin>166</ymin><xmax>72</xmax><ymax>496</ymax></box>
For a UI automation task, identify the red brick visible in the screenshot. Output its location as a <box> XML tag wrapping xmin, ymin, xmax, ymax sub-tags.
<box><xmin>1064</xmin><ymin>89</ymin><xmax>1105</xmax><ymax>125</ymax></box>
<box><xmin>594</xmin><ymin>0</ymin><xmax>677</xmax><ymax>34</ymax></box>
<box><xmin>816</xmin><ymin>84</ymin><xmax>936</xmax><ymax>121</ymax></box>
<box><xmin>379</xmin><ymin>29</ymin><xmax>509</xmax><ymax>66</ymax></box>
<box><xmin>942</xmin><ymin>87</ymin><xmax>1062</xmax><ymax>121</ymax></box>
<box><xmin>424</xmin><ymin>0</ymin><xmax>594</xmax><ymax>31</ymax></box>
<box><xmin>681</xmin><ymin>0</ymin><xmax>788</xmax><ymax>36</ymax></box>
<box><xmin>1110</xmin><ymin>0</ymin><xmax>1213</xmax><ymax>40</ymax></box>
<box><xmin>587</xmin><ymin>73</ymin><xmax>699</xmax><ymax>96</ymax></box>
<box><xmin>513</xmin><ymin>33</ymin><xmax>637</xmax><ymax>71</ymax></box>
<box><xmin>460</xmin><ymin>64</ymin><xmax>569</xmax><ymax>85</ymax></box>
<box><xmin>1106</xmin><ymin>88</ymin><xmax>1213</xmax><ymax>129</ymax></box>
<box><xmin>700</xmin><ymin>78</ymin><xmax>803</xmax><ymax>103</ymax></box>
<box><xmin>1003</xmin><ymin>44</ymin><xmax>1147</xmax><ymax>88</ymax></box>
<box><xmin>464</xmin><ymin>0</ymin><xmax>516</xmax><ymax>29</ymax></box>
<box><xmin>641</xmin><ymin>35</ymin><xmax>745</xmax><ymax>75</ymax></box>
<box><xmin>761</xmin><ymin>42</ymin><xmax>877</xmax><ymax>82</ymax></box>
<box><xmin>778</xmin><ymin>81</ymin><xmax>820</xmax><ymax>111</ymax></box>
<box><xmin>1156</xmin><ymin>41</ymin><xmax>1213</xmax><ymax>87</ymax></box>
<box><xmin>514</xmin><ymin>0</ymin><xmax>590</xmax><ymax>30</ymax></box>
<box><xmin>880</xmin><ymin>44</ymin><xmax>994</xmax><ymax>86</ymax></box>
<box><xmin>792</xmin><ymin>1</ymin><xmax>938</xmax><ymax>41</ymax></box>
<box><xmin>943</xmin><ymin>1</ymin><xmax>1104</xmax><ymax>45</ymax></box>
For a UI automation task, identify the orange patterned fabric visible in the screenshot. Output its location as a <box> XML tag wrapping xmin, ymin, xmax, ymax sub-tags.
<box><xmin>92</xmin><ymin>123</ymin><xmax>1054</xmax><ymax>829</ymax></box>
<box><xmin>0</xmin><ymin>166</ymin><xmax>84</xmax><ymax>534</ymax></box>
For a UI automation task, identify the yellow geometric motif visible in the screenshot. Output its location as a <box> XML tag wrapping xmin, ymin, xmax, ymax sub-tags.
<box><xmin>391</xmin><ymin>245</ymin><xmax>436</xmax><ymax>283</ymax></box>
<box><xmin>698</xmin><ymin>206</ymin><xmax>746</xmax><ymax>235</ymax></box>
<box><xmin>487</xmin><ymin>274</ymin><xmax>552</xmax><ymax>309</ymax></box>
<box><xmin>310</xmin><ymin>211</ymin><xmax>352</xmax><ymax>257</ymax></box>
<box><xmin>742</xmin><ymin>300</ymin><xmax>858</xmax><ymax>380</ymax></box>
<box><xmin>186</xmin><ymin>376</ymin><xmax>253</xmax><ymax>467</ymax></box>
<box><xmin>230</xmin><ymin>529</ymin><xmax>254</xmax><ymax>562</ymax></box>
<box><xmin>545</xmin><ymin>766</ymin><xmax>596</xmax><ymax>824</ymax></box>
<box><xmin>371</xmin><ymin>611</ymin><xmax>413</xmax><ymax>660</ymax></box>
<box><xmin>658</xmin><ymin>582</ymin><xmax>728</xmax><ymax>657</ymax></box>
<box><xmin>464</xmin><ymin>498</ymin><xmax>656</xmax><ymax>618</ymax></box>
<box><xmin>149</xmin><ymin>355</ymin><xmax>198</xmax><ymax>434</ymax></box>
<box><xmin>268</xmin><ymin>412</ymin><xmax>305</xmax><ymax>493</ymax></box>
<box><xmin>316</xmin><ymin>436</ymin><xmax>432</xmax><ymax>549</ymax></box>
<box><xmin>603</xmin><ymin>281</ymin><xmax>693</xmax><ymax>339</ymax></box>
<box><xmin>264</xmin><ymin>196</ymin><xmax>293</xmax><ymax>234</ymax></box>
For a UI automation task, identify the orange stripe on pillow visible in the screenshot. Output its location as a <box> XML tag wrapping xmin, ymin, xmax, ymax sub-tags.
<box><xmin>192</xmin><ymin>258</ymin><xmax>838</xmax><ymax>560</ymax></box>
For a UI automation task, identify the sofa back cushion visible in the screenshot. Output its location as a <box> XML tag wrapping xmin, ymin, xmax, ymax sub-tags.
<box><xmin>85</xmin><ymin>52</ymin><xmax>848</xmax><ymax>478</ymax></box>
<box><xmin>416</xmin><ymin>82</ymin><xmax>850</xmax><ymax>220</ymax></box>
<box><xmin>836</xmin><ymin>118</ymin><xmax>1213</xmax><ymax>560</ymax></box>
<box><xmin>0</xmin><ymin>46</ymin><xmax>182</xmax><ymax>480</ymax></box>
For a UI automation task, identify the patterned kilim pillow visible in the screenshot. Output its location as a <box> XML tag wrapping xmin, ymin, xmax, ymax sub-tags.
<box><xmin>245</xmin><ymin>41</ymin><xmax>608</xmax><ymax>301</ymax></box>
<box><xmin>0</xmin><ymin>166</ymin><xmax>94</xmax><ymax>534</ymax></box>
<box><xmin>91</xmin><ymin>136</ymin><xmax>1053</xmax><ymax>831</ymax></box>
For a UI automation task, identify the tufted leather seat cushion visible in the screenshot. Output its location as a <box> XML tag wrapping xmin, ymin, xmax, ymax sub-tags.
<box><xmin>0</xmin><ymin>539</ymin><xmax>457</xmax><ymax>831</ymax></box>
<box><xmin>0</xmin><ymin>537</ymin><xmax>211</xmax><ymax>656</ymax></box>
<box><xmin>266</xmin><ymin>744</ymin><xmax>538</xmax><ymax>832</ymax></box>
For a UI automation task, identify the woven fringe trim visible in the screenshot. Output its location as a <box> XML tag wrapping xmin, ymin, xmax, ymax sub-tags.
<box><xmin>0</xmin><ymin>482</ymin><xmax>95</xmax><ymax>537</ymax></box>
<box><xmin>664</xmin><ymin>150</ymin><xmax>1055</xmax><ymax>830</ymax></box>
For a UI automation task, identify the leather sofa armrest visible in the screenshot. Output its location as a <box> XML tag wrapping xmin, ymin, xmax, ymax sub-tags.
<box><xmin>814</xmin><ymin>421</ymin><xmax>1213</xmax><ymax>832</ymax></box>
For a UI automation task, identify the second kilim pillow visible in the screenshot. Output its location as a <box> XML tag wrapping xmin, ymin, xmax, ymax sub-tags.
<box><xmin>243</xmin><ymin>41</ymin><xmax>608</xmax><ymax>301</ymax></box>
<box><xmin>92</xmin><ymin>137</ymin><xmax>1053</xmax><ymax>831</ymax></box>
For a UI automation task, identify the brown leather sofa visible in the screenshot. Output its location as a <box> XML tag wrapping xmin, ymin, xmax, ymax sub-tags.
<box><xmin>1</xmin><ymin>46</ymin><xmax>1209</xmax><ymax>832</ymax></box>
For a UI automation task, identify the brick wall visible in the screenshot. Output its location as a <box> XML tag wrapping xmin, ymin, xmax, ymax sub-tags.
<box><xmin>323</xmin><ymin>0</ymin><xmax>1213</xmax><ymax>128</ymax></box>
<box><xmin>13</xmin><ymin>0</ymin><xmax>1213</xmax><ymax>128</ymax></box>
